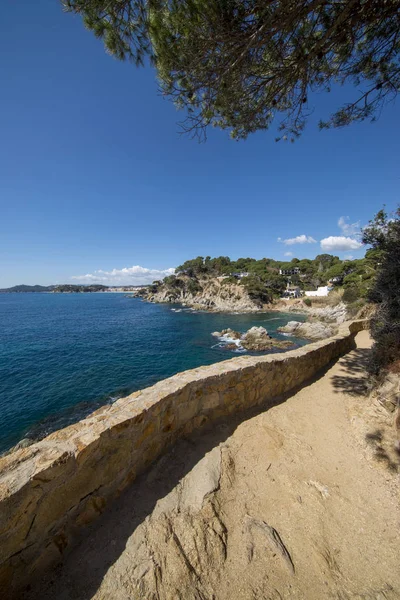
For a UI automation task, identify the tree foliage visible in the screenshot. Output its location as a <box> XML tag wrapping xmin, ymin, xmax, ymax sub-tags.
<box><xmin>63</xmin><ymin>0</ymin><xmax>151</xmax><ymax>64</ymax></box>
<box><xmin>362</xmin><ymin>207</ymin><xmax>400</xmax><ymax>374</ymax></box>
<box><xmin>159</xmin><ymin>252</ymin><xmax>374</xmax><ymax>303</ymax></box>
<box><xmin>240</xmin><ymin>275</ymin><xmax>273</xmax><ymax>304</ymax></box>
<box><xmin>64</xmin><ymin>0</ymin><xmax>400</xmax><ymax>140</ymax></box>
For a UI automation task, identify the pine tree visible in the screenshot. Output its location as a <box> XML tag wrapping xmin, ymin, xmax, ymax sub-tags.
<box><xmin>362</xmin><ymin>207</ymin><xmax>400</xmax><ymax>374</ymax></box>
<box><xmin>64</xmin><ymin>0</ymin><xmax>400</xmax><ymax>140</ymax></box>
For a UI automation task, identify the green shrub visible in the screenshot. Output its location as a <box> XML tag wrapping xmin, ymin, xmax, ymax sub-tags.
<box><xmin>240</xmin><ymin>276</ymin><xmax>271</xmax><ymax>304</ymax></box>
<box><xmin>163</xmin><ymin>275</ymin><xmax>184</xmax><ymax>288</ymax></box>
<box><xmin>186</xmin><ymin>279</ymin><xmax>202</xmax><ymax>294</ymax></box>
<box><xmin>363</xmin><ymin>207</ymin><xmax>400</xmax><ymax>375</ymax></box>
<box><xmin>342</xmin><ymin>286</ymin><xmax>360</xmax><ymax>304</ymax></box>
<box><xmin>346</xmin><ymin>299</ymin><xmax>365</xmax><ymax>318</ymax></box>
<box><xmin>303</xmin><ymin>297</ymin><xmax>312</xmax><ymax>307</ymax></box>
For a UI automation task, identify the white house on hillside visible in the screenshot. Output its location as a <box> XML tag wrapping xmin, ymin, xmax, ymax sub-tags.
<box><xmin>304</xmin><ymin>286</ymin><xmax>332</xmax><ymax>297</ymax></box>
<box><xmin>279</xmin><ymin>267</ymin><xmax>300</xmax><ymax>276</ymax></box>
<box><xmin>282</xmin><ymin>286</ymin><xmax>301</xmax><ymax>299</ymax></box>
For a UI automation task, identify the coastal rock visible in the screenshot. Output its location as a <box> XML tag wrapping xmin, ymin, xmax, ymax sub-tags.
<box><xmin>212</xmin><ymin>326</ymin><xmax>295</xmax><ymax>352</ymax></box>
<box><xmin>241</xmin><ymin>326</ymin><xmax>294</xmax><ymax>351</ymax></box>
<box><xmin>278</xmin><ymin>321</ymin><xmax>302</xmax><ymax>333</ymax></box>
<box><xmin>225</xmin><ymin>343</ymin><xmax>239</xmax><ymax>350</ymax></box>
<box><xmin>212</xmin><ymin>329</ymin><xmax>241</xmax><ymax>339</ymax></box>
<box><xmin>278</xmin><ymin>320</ymin><xmax>336</xmax><ymax>340</ymax></box>
<box><xmin>243</xmin><ymin>326</ymin><xmax>270</xmax><ymax>341</ymax></box>
<box><xmin>141</xmin><ymin>277</ymin><xmax>261</xmax><ymax>313</ymax></box>
<box><xmin>283</xmin><ymin>301</ymin><xmax>348</xmax><ymax>324</ymax></box>
<box><xmin>3</xmin><ymin>438</ymin><xmax>34</xmax><ymax>456</ymax></box>
<box><xmin>309</xmin><ymin>302</ymin><xmax>348</xmax><ymax>324</ymax></box>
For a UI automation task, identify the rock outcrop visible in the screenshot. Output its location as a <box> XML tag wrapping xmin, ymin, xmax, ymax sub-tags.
<box><xmin>275</xmin><ymin>300</ymin><xmax>349</xmax><ymax>323</ymax></box>
<box><xmin>278</xmin><ymin>320</ymin><xmax>337</xmax><ymax>340</ymax></box>
<box><xmin>212</xmin><ymin>328</ymin><xmax>242</xmax><ymax>340</ymax></box>
<box><xmin>241</xmin><ymin>326</ymin><xmax>294</xmax><ymax>351</ymax></box>
<box><xmin>139</xmin><ymin>277</ymin><xmax>261</xmax><ymax>312</ymax></box>
<box><xmin>212</xmin><ymin>326</ymin><xmax>295</xmax><ymax>352</ymax></box>
<box><xmin>307</xmin><ymin>301</ymin><xmax>348</xmax><ymax>323</ymax></box>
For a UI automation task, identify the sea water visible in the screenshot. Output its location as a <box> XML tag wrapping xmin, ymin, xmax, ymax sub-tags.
<box><xmin>0</xmin><ymin>293</ymin><xmax>306</xmax><ymax>452</ymax></box>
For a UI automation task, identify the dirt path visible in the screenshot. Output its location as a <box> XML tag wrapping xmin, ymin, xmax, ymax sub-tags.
<box><xmin>27</xmin><ymin>331</ymin><xmax>400</xmax><ymax>600</ymax></box>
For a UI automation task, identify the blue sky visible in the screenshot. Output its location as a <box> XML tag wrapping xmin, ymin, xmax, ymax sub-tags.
<box><xmin>0</xmin><ymin>0</ymin><xmax>399</xmax><ymax>287</ymax></box>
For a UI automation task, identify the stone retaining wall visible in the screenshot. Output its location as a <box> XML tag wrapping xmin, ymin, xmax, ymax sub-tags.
<box><xmin>0</xmin><ymin>320</ymin><xmax>369</xmax><ymax>596</ymax></box>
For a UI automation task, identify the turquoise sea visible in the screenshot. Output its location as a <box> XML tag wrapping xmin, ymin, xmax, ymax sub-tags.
<box><xmin>0</xmin><ymin>293</ymin><xmax>306</xmax><ymax>453</ymax></box>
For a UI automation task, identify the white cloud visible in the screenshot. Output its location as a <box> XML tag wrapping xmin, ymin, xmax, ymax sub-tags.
<box><xmin>320</xmin><ymin>236</ymin><xmax>363</xmax><ymax>252</ymax></box>
<box><xmin>278</xmin><ymin>234</ymin><xmax>317</xmax><ymax>246</ymax></box>
<box><xmin>72</xmin><ymin>265</ymin><xmax>176</xmax><ymax>286</ymax></box>
<box><xmin>338</xmin><ymin>216</ymin><xmax>360</xmax><ymax>236</ymax></box>
<box><xmin>284</xmin><ymin>251</ymin><xmax>293</xmax><ymax>257</ymax></box>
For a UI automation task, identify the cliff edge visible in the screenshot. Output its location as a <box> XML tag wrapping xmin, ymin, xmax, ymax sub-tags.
<box><xmin>139</xmin><ymin>275</ymin><xmax>263</xmax><ymax>312</ymax></box>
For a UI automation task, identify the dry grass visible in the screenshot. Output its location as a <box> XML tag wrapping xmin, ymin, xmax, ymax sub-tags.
<box><xmin>307</xmin><ymin>289</ymin><xmax>344</xmax><ymax>307</ymax></box>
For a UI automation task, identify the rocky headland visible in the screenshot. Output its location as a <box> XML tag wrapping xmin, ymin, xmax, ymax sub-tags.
<box><xmin>137</xmin><ymin>276</ymin><xmax>351</xmax><ymax>325</ymax></box>
<box><xmin>138</xmin><ymin>276</ymin><xmax>262</xmax><ymax>312</ymax></box>
<box><xmin>138</xmin><ymin>275</ymin><xmax>354</xmax><ymax>343</ymax></box>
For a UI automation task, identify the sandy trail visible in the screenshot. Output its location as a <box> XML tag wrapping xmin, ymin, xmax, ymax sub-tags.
<box><xmin>27</xmin><ymin>331</ymin><xmax>400</xmax><ymax>600</ymax></box>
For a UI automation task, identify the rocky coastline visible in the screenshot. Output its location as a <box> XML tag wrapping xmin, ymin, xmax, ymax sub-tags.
<box><xmin>137</xmin><ymin>278</ymin><xmax>351</xmax><ymax>343</ymax></box>
<box><xmin>137</xmin><ymin>277</ymin><xmax>261</xmax><ymax>313</ymax></box>
<box><xmin>277</xmin><ymin>320</ymin><xmax>337</xmax><ymax>340</ymax></box>
<box><xmin>136</xmin><ymin>278</ymin><xmax>349</xmax><ymax>322</ymax></box>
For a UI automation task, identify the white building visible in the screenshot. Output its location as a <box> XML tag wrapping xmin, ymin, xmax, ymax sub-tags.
<box><xmin>282</xmin><ymin>286</ymin><xmax>301</xmax><ymax>299</ymax></box>
<box><xmin>304</xmin><ymin>286</ymin><xmax>332</xmax><ymax>297</ymax></box>
<box><xmin>279</xmin><ymin>267</ymin><xmax>300</xmax><ymax>276</ymax></box>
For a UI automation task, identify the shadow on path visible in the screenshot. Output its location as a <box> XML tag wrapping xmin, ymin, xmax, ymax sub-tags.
<box><xmin>365</xmin><ymin>429</ymin><xmax>400</xmax><ymax>473</ymax></box>
<box><xmin>330</xmin><ymin>348</ymin><xmax>370</xmax><ymax>396</ymax></box>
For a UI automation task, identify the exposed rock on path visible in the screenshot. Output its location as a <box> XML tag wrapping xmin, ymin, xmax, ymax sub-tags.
<box><xmin>28</xmin><ymin>332</ymin><xmax>400</xmax><ymax>600</ymax></box>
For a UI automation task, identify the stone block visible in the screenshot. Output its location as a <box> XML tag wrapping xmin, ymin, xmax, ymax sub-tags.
<box><xmin>201</xmin><ymin>391</ymin><xmax>221</xmax><ymax>411</ymax></box>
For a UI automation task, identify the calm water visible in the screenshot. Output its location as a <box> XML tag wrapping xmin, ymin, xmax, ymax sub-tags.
<box><xmin>0</xmin><ymin>293</ymin><xmax>306</xmax><ymax>452</ymax></box>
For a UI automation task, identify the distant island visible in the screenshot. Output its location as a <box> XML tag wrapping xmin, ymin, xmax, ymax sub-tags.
<box><xmin>0</xmin><ymin>285</ymin><xmax>56</xmax><ymax>293</ymax></box>
<box><xmin>0</xmin><ymin>284</ymin><xmax>145</xmax><ymax>293</ymax></box>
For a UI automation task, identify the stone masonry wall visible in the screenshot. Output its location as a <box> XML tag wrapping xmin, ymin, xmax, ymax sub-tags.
<box><xmin>0</xmin><ymin>320</ymin><xmax>369</xmax><ymax>596</ymax></box>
